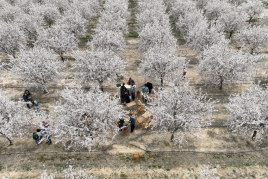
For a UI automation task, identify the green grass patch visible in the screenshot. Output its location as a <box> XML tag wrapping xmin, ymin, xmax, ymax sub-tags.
<box><xmin>124</xmin><ymin>31</ymin><xmax>139</xmax><ymax>38</ymax></box>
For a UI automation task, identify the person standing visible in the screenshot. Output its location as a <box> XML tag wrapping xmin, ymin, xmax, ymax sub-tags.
<box><xmin>129</xmin><ymin>114</ymin><xmax>136</xmax><ymax>133</ymax></box>
<box><xmin>120</xmin><ymin>83</ymin><xmax>127</xmax><ymax>104</ymax></box>
<box><xmin>146</xmin><ymin>82</ymin><xmax>153</xmax><ymax>94</ymax></box>
<box><xmin>130</xmin><ymin>83</ymin><xmax>136</xmax><ymax>101</ymax></box>
<box><xmin>33</xmin><ymin>132</ymin><xmax>39</xmax><ymax>145</ymax></box>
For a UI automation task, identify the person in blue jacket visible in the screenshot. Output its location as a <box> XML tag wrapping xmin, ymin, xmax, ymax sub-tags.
<box><xmin>129</xmin><ymin>114</ymin><xmax>136</xmax><ymax>133</ymax></box>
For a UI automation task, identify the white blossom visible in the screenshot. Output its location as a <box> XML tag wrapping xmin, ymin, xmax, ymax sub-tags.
<box><xmin>52</xmin><ymin>87</ymin><xmax>124</xmax><ymax>151</ymax></box>
<box><xmin>0</xmin><ymin>89</ymin><xmax>33</xmax><ymax>145</ymax></box>
<box><xmin>138</xmin><ymin>45</ymin><xmax>186</xmax><ymax>86</ymax></box>
<box><xmin>235</xmin><ymin>25</ymin><xmax>268</xmax><ymax>54</ymax></box>
<box><xmin>10</xmin><ymin>47</ymin><xmax>65</xmax><ymax>93</ymax></box>
<box><xmin>226</xmin><ymin>84</ymin><xmax>268</xmax><ymax>141</ymax></box>
<box><xmin>0</xmin><ymin>21</ymin><xmax>26</xmax><ymax>57</ymax></box>
<box><xmin>147</xmin><ymin>83</ymin><xmax>215</xmax><ymax>147</ymax></box>
<box><xmin>218</xmin><ymin>7</ymin><xmax>247</xmax><ymax>38</ymax></box>
<box><xmin>186</xmin><ymin>20</ymin><xmax>223</xmax><ymax>52</ymax></box>
<box><xmin>241</xmin><ymin>0</ymin><xmax>264</xmax><ymax>23</ymax></box>
<box><xmin>72</xmin><ymin>49</ymin><xmax>126</xmax><ymax>91</ymax></box>
<box><xmin>35</xmin><ymin>25</ymin><xmax>78</xmax><ymax>60</ymax></box>
<box><xmin>198</xmin><ymin>38</ymin><xmax>257</xmax><ymax>90</ymax></box>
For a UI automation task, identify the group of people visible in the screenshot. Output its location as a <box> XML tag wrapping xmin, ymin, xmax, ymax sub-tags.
<box><xmin>32</xmin><ymin>121</ymin><xmax>52</xmax><ymax>145</ymax></box>
<box><xmin>22</xmin><ymin>90</ymin><xmax>39</xmax><ymax>112</ymax></box>
<box><xmin>120</xmin><ymin>78</ymin><xmax>154</xmax><ymax>104</ymax></box>
<box><xmin>120</xmin><ymin>78</ymin><xmax>136</xmax><ymax>104</ymax></box>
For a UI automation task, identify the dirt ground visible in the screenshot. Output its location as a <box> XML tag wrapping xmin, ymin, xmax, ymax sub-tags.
<box><xmin>1</xmin><ymin>37</ymin><xmax>268</xmax><ymax>179</ymax></box>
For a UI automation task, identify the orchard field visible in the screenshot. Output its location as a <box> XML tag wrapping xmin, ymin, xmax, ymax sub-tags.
<box><xmin>1</xmin><ymin>0</ymin><xmax>268</xmax><ymax>178</ymax></box>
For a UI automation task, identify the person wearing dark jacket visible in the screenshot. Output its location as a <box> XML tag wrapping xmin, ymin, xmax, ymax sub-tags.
<box><xmin>129</xmin><ymin>114</ymin><xmax>136</xmax><ymax>133</ymax></box>
<box><xmin>146</xmin><ymin>82</ymin><xmax>153</xmax><ymax>94</ymax></box>
<box><xmin>120</xmin><ymin>83</ymin><xmax>127</xmax><ymax>104</ymax></box>
<box><xmin>23</xmin><ymin>90</ymin><xmax>31</xmax><ymax>108</ymax></box>
<box><xmin>33</xmin><ymin>132</ymin><xmax>39</xmax><ymax>145</ymax></box>
<box><xmin>118</xmin><ymin>118</ymin><xmax>125</xmax><ymax>131</ymax></box>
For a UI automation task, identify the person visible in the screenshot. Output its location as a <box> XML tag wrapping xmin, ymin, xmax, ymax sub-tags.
<box><xmin>130</xmin><ymin>83</ymin><xmax>136</xmax><ymax>101</ymax></box>
<box><xmin>118</xmin><ymin>117</ymin><xmax>125</xmax><ymax>131</ymax></box>
<box><xmin>120</xmin><ymin>83</ymin><xmax>127</xmax><ymax>104</ymax></box>
<box><xmin>22</xmin><ymin>90</ymin><xmax>31</xmax><ymax>108</ymax></box>
<box><xmin>125</xmin><ymin>90</ymin><xmax>131</xmax><ymax>103</ymax></box>
<box><xmin>146</xmin><ymin>82</ymin><xmax>153</xmax><ymax>94</ymax></box>
<box><xmin>141</xmin><ymin>84</ymin><xmax>149</xmax><ymax>102</ymax></box>
<box><xmin>33</xmin><ymin>132</ymin><xmax>39</xmax><ymax>145</ymax></box>
<box><xmin>33</xmin><ymin>100</ymin><xmax>39</xmax><ymax>112</ymax></box>
<box><xmin>127</xmin><ymin>78</ymin><xmax>135</xmax><ymax>86</ymax></box>
<box><xmin>129</xmin><ymin>114</ymin><xmax>136</xmax><ymax>133</ymax></box>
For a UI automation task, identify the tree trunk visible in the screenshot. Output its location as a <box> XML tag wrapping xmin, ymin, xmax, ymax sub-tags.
<box><xmin>219</xmin><ymin>76</ymin><xmax>223</xmax><ymax>90</ymax></box>
<box><xmin>0</xmin><ymin>133</ymin><xmax>13</xmax><ymax>145</ymax></box>
<box><xmin>12</xmin><ymin>51</ymin><xmax>16</xmax><ymax>58</ymax></box>
<box><xmin>170</xmin><ymin>133</ymin><xmax>174</xmax><ymax>142</ymax></box>
<box><xmin>160</xmin><ymin>78</ymin><xmax>163</xmax><ymax>87</ymax></box>
<box><xmin>229</xmin><ymin>31</ymin><xmax>233</xmax><ymax>39</ymax></box>
<box><xmin>6</xmin><ymin>136</ymin><xmax>13</xmax><ymax>145</ymax></box>
<box><xmin>99</xmin><ymin>81</ymin><xmax>104</xmax><ymax>92</ymax></box>
<box><xmin>60</xmin><ymin>55</ymin><xmax>65</xmax><ymax>62</ymax></box>
<box><xmin>248</xmin><ymin>17</ymin><xmax>253</xmax><ymax>24</ymax></box>
<box><xmin>250</xmin><ymin>48</ymin><xmax>254</xmax><ymax>55</ymax></box>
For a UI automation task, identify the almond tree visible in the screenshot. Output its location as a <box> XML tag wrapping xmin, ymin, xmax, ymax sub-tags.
<box><xmin>10</xmin><ymin>47</ymin><xmax>65</xmax><ymax>93</ymax></box>
<box><xmin>204</xmin><ymin>0</ymin><xmax>231</xmax><ymax>21</ymax></box>
<box><xmin>35</xmin><ymin>25</ymin><xmax>78</xmax><ymax>61</ymax></box>
<box><xmin>218</xmin><ymin>7</ymin><xmax>247</xmax><ymax>38</ymax></box>
<box><xmin>90</xmin><ymin>29</ymin><xmax>126</xmax><ymax>51</ymax></box>
<box><xmin>138</xmin><ymin>22</ymin><xmax>177</xmax><ymax>53</ymax></box>
<box><xmin>241</xmin><ymin>0</ymin><xmax>264</xmax><ymax>24</ymax></box>
<box><xmin>226</xmin><ymin>84</ymin><xmax>268</xmax><ymax>142</ymax></box>
<box><xmin>0</xmin><ymin>89</ymin><xmax>33</xmax><ymax>145</ymax></box>
<box><xmin>186</xmin><ymin>20</ymin><xmax>222</xmax><ymax>52</ymax></box>
<box><xmin>235</xmin><ymin>25</ymin><xmax>268</xmax><ymax>54</ymax></box>
<box><xmin>56</xmin><ymin>11</ymin><xmax>87</xmax><ymax>36</ymax></box>
<box><xmin>176</xmin><ymin>9</ymin><xmax>205</xmax><ymax>34</ymax></box>
<box><xmin>15</xmin><ymin>13</ymin><xmax>43</xmax><ymax>42</ymax></box>
<box><xmin>52</xmin><ymin>87</ymin><xmax>124</xmax><ymax>151</ymax></box>
<box><xmin>138</xmin><ymin>46</ymin><xmax>186</xmax><ymax>87</ymax></box>
<box><xmin>71</xmin><ymin>0</ymin><xmax>101</xmax><ymax>21</ymax></box>
<box><xmin>147</xmin><ymin>83</ymin><xmax>215</xmax><ymax>147</ymax></box>
<box><xmin>0</xmin><ymin>21</ymin><xmax>26</xmax><ymax>57</ymax></box>
<box><xmin>198</xmin><ymin>38</ymin><xmax>257</xmax><ymax>90</ymax></box>
<box><xmin>72</xmin><ymin>49</ymin><xmax>126</xmax><ymax>91</ymax></box>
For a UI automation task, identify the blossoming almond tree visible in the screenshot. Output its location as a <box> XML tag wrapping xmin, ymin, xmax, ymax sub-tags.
<box><xmin>10</xmin><ymin>47</ymin><xmax>65</xmax><ymax>93</ymax></box>
<box><xmin>241</xmin><ymin>0</ymin><xmax>264</xmax><ymax>24</ymax></box>
<box><xmin>72</xmin><ymin>49</ymin><xmax>126</xmax><ymax>91</ymax></box>
<box><xmin>235</xmin><ymin>25</ymin><xmax>268</xmax><ymax>54</ymax></box>
<box><xmin>52</xmin><ymin>87</ymin><xmax>124</xmax><ymax>151</ymax></box>
<box><xmin>218</xmin><ymin>7</ymin><xmax>247</xmax><ymax>38</ymax></box>
<box><xmin>0</xmin><ymin>21</ymin><xmax>26</xmax><ymax>58</ymax></box>
<box><xmin>138</xmin><ymin>46</ymin><xmax>186</xmax><ymax>87</ymax></box>
<box><xmin>147</xmin><ymin>83</ymin><xmax>215</xmax><ymax>147</ymax></box>
<box><xmin>186</xmin><ymin>20</ymin><xmax>223</xmax><ymax>52</ymax></box>
<box><xmin>198</xmin><ymin>38</ymin><xmax>257</xmax><ymax>90</ymax></box>
<box><xmin>0</xmin><ymin>89</ymin><xmax>33</xmax><ymax>145</ymax></box>
<box><xmin>35</xmin><ymin>25</ymin><xmax>78</xmax><ymax>61</ymax></box>
<box><xmin>226</xmin><ymin>84</ymin><xmax>268</xmax><ymax>142</ymax></box>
